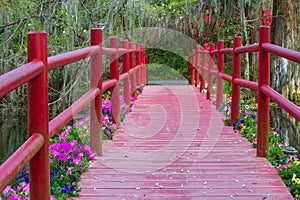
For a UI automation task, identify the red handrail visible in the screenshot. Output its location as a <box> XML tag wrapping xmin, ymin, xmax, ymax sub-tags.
<box><xmin>188</xmin><ymin>26</ymin><xmax>300</xmax><ymax>157</ymax></box>
<box><xmin>0</xmin><ymin>28</ymin><xmax>147</xmax><ymax>199</ymax></box>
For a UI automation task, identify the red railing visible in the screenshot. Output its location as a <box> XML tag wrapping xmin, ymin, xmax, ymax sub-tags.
<box><xmin>188</xmin><ymin>26</ymin><xmax>300</xmax><ymax>157</ymax></box>
<box><xmin>0</xmin><ymin>28</ymin><xmax>147</xmax><ymax>199</ymax></box>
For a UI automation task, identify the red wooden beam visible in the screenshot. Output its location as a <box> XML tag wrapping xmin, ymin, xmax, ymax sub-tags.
<box><xmin>90</xmin><ymin>28</ymin><xmax>103</xmax><ymax>155</ymax></box>
<box><xmin>262</xmin><ymin>43</ymin><xmax>300</xmax><ymax>63</ymax></box>
<box><xmin>27</xmin><ymin>30</ymin><xmax>50</xmax><ymax>200</ymax></box>
<box><xmin>235</xmin><ymin>43</ymin><xmax>259</xmax><ymax>54</ymax></box>
<box><xmin>257</xmin><ymin>26</ymin><xmax>271</xmax><ymax>157</ymax></box>
<box><xmin>49</xmin><ymin>88</ymin><xmax>100</xmax><ymax>138</ymax></box>
<box><xmin>0</xmin><ymin>60</ymin><xmax>43</xmax><ymax>98</ymax></box>
<box><xmin>122</xmin><ymin>40</ymin><xmax>131</xmax><ymax>105</ymax></box>
<box><xmin>195</xmin><ymin>45</ymin><xmax>201</xmax><ymax>88</ymax></box>
<box><xmin>110</xmin><ymin>37</ymin><xmax>120</xmax><ymax>125</ymax></box>
<box><xmin>191</xmin><ymin>49</ymin><xmax>195</xmax><ymax>86</ymax></box>
<box><xmin>200</xmin><ymin>44</ymin><xmax>208</xmax><ymax>92</ymax></box>
<box><xmin>230</xmin><ymin>37</ymin><xmax>242</xmax><ymax>125</ymax></box>
<box><xmin>0</xmin><ymin>134</ymin><xmax>44</xmax><ymax>193</ymax></box>
<box><xmin>207</xmin><ymin>44</ymin><xmax>215</xmax><ymax>100</ymax></box>
<box><xmin>261</xmin><ymin>84</ymin><xmax>300</xmax><ymax>122</ymax></box>
<box><xmin>129</xmin><ymin>42</ymin><xmax>137</xmax><ymax>98</ymax></box>
<box><xmin>216</xmin><ymin>40</ymin><xmax>224</xmax><ymax>109</ymax></box>
<box><xmin>48</xmin><ymin>46</ymin><xmax>100</xmax><ymax>70</ymax></box>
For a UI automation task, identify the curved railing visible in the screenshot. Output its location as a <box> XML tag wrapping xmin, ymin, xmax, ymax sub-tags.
<box><xmin>0</xmin><ymin>28</ymin><xmax>147</xmax><ymax>199</ymax></box>
<box><xmin>188</xmin><ymin>26</ymin><xmax>300</xmax><ymax>158</ymax></box>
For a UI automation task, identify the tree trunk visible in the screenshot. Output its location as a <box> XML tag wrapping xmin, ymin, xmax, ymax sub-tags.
<box><xmin>271</xmin><ymin>0</ymin><xmax>300</xmax><ymax>102</ymax></box>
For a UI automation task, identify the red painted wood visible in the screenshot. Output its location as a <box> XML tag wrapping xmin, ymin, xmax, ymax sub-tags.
<box><xmin>129</xmin><ymin>42</ymin><xmax>137</xmax><ymax>98</ymax></box>
<box><xmin>257</xmin><ymin>26</ymin><xmax>271</xmax><ymax>157</ymax></box>
<box><xmin>191</xmin><ymin>50</ymin><xmax>195</xmax><ymax>86</ymax></box>
<box><xmin>261</xmin><ymin>84</ymin><xmax>300</xmax><ymax>121</ymax></box>
<box><xmin>110</xmin><ymin>37</ymin><xmax>121</xmax><ymax>125</ymax></box>
<box><xmin>122</xmin><ymin>40</ymin><xmax>131</xmax><ymax>106</ymax></box>
<box><xmin>48</xmin><ymin>46</ymin><xmax>100</xmax><ymax>70</ymax></box>
<box><xmin>195</xmin><ymin>45</ymin><xmax>200</xmax><ymax>88</ymax></box>
<box><xmin>90</xmin><ymin>28</ymin><xmax>103</xmax><ymax>155</ymax></box>
<box><xmin>75</xmin><ymin>85</ymin><xmax>292</xmax><ymax>199</ymax></box>
<box><xmin>216</xmin><ymin>40</ymin><xmax>224</xmax><ymax>109</ymax></box>
<box><xmin>136</xmin><ymin>43</ymin><xmax>141</xmax><ymax>87</ymax></box>
<box><xmin>235</xmin><ymin>43</ymin><xmax>259</xmax><ymax>54</ymax></box>
<box><xmin>230</xmin><ymin>37</ymin><xmax>241</xmax><ymax>125</ymax></box>
<box><xmin>200</xmin><ymin>44</ymin><xmax>208</xmax><ymax>92</ymax></box>
<box><xmin>0</xmin><ymin>134</ymin><xmax>43</xmax><ymax>192</ymax></box>
<box><xmin>262</xmin><ymin>43</ymin><xmax>300</xmax><ymax>63</ymax></box>
<box><xmin>27</xmin><ymin>31</ymin><xmax>50</xmax><ymax>200</ymax></box>
<box><xmin>207</xmin><ymin>44</ymin><xmax>215</xmax><ymax>100</ymax></box>
<box><xmin>0</xmin><ymin>60</ymin><xmax>43</xmax><ymax>97</ymax></box>
<box><xmin>49</xmin><ymin>88</ymin><xmax>100</xmax><ymax>137</ymax></box>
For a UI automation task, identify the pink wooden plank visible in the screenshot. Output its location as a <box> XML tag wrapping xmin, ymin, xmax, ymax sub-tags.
<box><xmin>74</xmin><ymin>85</ymin><xmax>293</xmax><ymax>199</ymax></box>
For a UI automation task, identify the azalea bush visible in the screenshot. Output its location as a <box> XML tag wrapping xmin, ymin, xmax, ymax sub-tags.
<box><xmin>219</xmin><ymin>98</ymin><xmax>300</xmax><ymax>197</ymax></box>
<box><xmin>1</xmin><ymin>89</ymin><xmax>142</xmax><ymax>199</ymax></box>
<box><xmin>1</xmin><ymin>124</ymin><xmax>96</xmax><ymax>200</ymax></box>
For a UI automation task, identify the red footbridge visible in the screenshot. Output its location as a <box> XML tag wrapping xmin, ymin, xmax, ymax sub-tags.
<box><xmin>1</xmin><ymin>26</ymin><xmax>299</xmax><ymax>199</ymax></box>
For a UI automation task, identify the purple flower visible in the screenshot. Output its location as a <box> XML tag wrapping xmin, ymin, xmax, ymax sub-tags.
<box><xmin>59</xmin><ymin>154</ymin><xmax>67</xmax><ymax>161</ymax></box>
<box><xmin>61</xmin><ymin>141</ymin><xmax>72</xmax><ymax>153</ymax></box>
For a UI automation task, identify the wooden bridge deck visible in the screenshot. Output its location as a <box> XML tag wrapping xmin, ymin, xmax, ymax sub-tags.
<box><xmin>76</xmin><ymin>85</ymin><xmax>293</xmax><ymax>200</ymax></box>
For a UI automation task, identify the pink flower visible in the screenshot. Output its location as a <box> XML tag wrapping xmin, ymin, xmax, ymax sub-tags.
<box><xmin>73</xmin><ymin>158</ymin><xmax>81</xmax><ymax>165</ymax></box>
<box><xmin>3</xmin><ymin>186</ymin><xmax>12</xmax><ymax>195</ymax></box>
<box><xmin>59</xmin><ymin>154</ymin><xmax>67</xmax><ymax>162</ymax></box>
<box><xmin>78</xmin><ymin>153</ymin><xmax>84</xmax><ymax>159</ymax></box>
<box><xmin>89</xmin><ymin>154</ymin><xmax>95</xmax><ymax>160</ymax></box>
<box><xmin>61</xmin><ymin>141</ymin><xmax>72</xmax><ymax>153</ymax></box>
<box><xmin>70</xmin><ymin>140</ymin><xmax>78</xmax><ymax>147</ymax></box>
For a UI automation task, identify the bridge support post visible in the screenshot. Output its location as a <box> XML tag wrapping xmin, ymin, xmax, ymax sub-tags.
<box><xmin>200</xmin><ymin>44</ymin><xmax>208</xmax><ymax>92</ymax></box>
<box><xmin>145</xmin><ymin>52</ymin><xmax>149</xmax><ymax>85</ymax></box>
<box><xmin>136</xmin><ymin>43</ymin><xmax>141</xmax><ymax>88</ymax></box>
<box><xmin>257</xmin><ymin>26</ymin><xmax>271</xmax><ymax>157</ymax></box>
<box><xmin>90</xmin><ymin>28</ymin><xmax>103</xmax><ymax>155</ymax></box>
<box><xmin>28</xmin><ymin>31</ymin><xmax>50</xmax><ymax>200</ymax></box>
<box><xmin>110</xmin><ymin>37</ymin><xmax>120</xmax><ymax>125</ymax></box>
<box><xmin>191</xmin><ymin>50</ymin><xmax>195</xmax><ymax>86</ymax></box>
<box><xmin>230</xmin><ymin>37</ymin><xmax>242</xmax><ymax>125</ymax></box>
<box><xmin>122</xmin><ymin>40</ymin><xmax>130</xmax><ymax>106</ymax></box>
<box><xmin>207</xmin><ymin>44</ymin><xmax>215</xmax><ymax>99</ymax></box>
<box><xmin>195</xmin><ymin>45</ymin><xmax>201</xmax><ymax>88</ymax></box>
<box><xmin>129</xmin><ymin>42</ymin><xmax>137</xmax><ymax>98</ymax></box>
<box><xmin>188</xmin><ymin>52</ymin><xmax>191</xmax><ymax>84</ymax></box>
<box><xmin>216</xmin><ymin>40</ymin><xmax>224</xmax><ymax>109</ymax></box>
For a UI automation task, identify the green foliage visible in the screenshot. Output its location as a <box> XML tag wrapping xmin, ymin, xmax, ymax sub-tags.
<box><xmin>147</xmin><ymin>49</ymin><xmax>188</xmax><ymax>80</ymax></box>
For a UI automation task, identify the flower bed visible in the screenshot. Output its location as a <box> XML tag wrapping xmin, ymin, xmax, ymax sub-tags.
<box><xmin>219</xmin><ymin>98</ymin><xmax>300</xmax><ymax>197</ymax></box>
<box><xmin>0</xmin><ymin>88</ymin><xmax>142</xmax><ymax>199</ymax></box>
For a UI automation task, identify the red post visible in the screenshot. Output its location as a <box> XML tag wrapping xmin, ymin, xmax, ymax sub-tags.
<box><xmin>257</xmin><ymin>26</ymin><xmax>270</xmax><ymax>157</ymax></box>
<box><xmin>140</xmin><ymin>44</ymin><xmax>144</xmax><ymax>85</ymax></box>
<box><xmin>136</xmin><ymin>43</ymin><xmax>141</xmax><ymax>88</ymax></box>
<box><xmin>90</xmin><ymin>28</ymin><xmax>102</xmax><ymax>155</ymax></box>
<box><xmin>187</xmin><ymin>52</ymin><xmax>192</xmax><ymax>84</ymax></box>
<box><xmin>230</xmin><ymin>37</ymin><xmax>242</xmax><ymax>125</ymax></box>
<box><xmin>28</xmin><ymin>31</ymin><xmax>50</xmax><ymax>200</ymax></box>
<box><xmin>200</xmin><ymin>44</ymin><xmax>208</xmax><ymax>92</ymax></box>
<box><xmin>122</xmin><ymin>40</ymin><xmax>130</xmax><ymax>105</ymax></box>
<box><xmin>129</xmin><ymin>42</ymin><xmax>137</xmax><ymax>98</ymax></box>
<box><xmin>195</xmin><ymin>45</ymin><xmax>201</xmax><ymax>88</ymax></box>
<box><xmin>141</xmin><ymin>44</ymin><xmax>146</xmax><ymax>85</ymax></box>
<box><xmin>110</xmin><ymin>37</ymin><xmax>120</xmax><ymax>125</ymax></box>
<box><xmin>207</xmin><ymin>43</ymin><xmax>215</xmax><ymax>100</ymax></box>
<box><xmin>216</xmin><ymin>40</ymin><xmax>224</xmax><ymax>109</ymax></box>
<box><xmin>191</xmin><ymin>50</ymin><xmax>195</xmax><ymax>86</ymax></box>
<box><xmin>145</xmin><ymin>52</ymin><xmax>148</xmax><ymax>85</ymax></box>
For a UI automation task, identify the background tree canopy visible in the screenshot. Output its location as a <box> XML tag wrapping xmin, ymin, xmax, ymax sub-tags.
<box><xmin>1</xmin><ymin>0</ymin><xmax>299</xmax><ymax>113</ymax></box>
